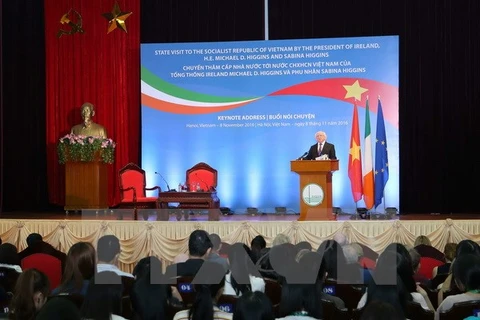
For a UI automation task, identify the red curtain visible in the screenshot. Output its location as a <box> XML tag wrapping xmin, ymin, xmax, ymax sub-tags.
<box><xmin>44</xmin><ymin>0</ymin><xmax>140</xmax><ymax>207</ymax></box>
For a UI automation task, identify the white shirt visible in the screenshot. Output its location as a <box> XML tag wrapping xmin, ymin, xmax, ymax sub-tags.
<box><xmin>435</xmin><ymin>293</ymin><xmax>480</xmax><ymax>320</ymax></box>
<box><xmin>223</xmin><ymin>272</ymin><xmax>265</xmax><ymax>296</ymax></box>
<box><xmin>97</xmin><ymin>263</ymin><xmax>134</xmax><ymax>278</ymax></box>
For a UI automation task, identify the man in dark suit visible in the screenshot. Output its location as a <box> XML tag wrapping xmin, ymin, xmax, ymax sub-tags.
<box><xmin>165</xmin><ymin>230</ymin><xmax>213</xmax><ymax>278</ymax></box>
<box><xmin>18</xmin><ymin>233</ymin><xmax>67</xmax><ymax>271</ymax></box>
<box><xmin>305</xmin><ymin>131</ymin><xmax>337</xmax><ymax>160</ymax></box>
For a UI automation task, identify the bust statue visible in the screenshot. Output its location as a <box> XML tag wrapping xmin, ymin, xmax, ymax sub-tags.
<box><xmin>70</xmin><ymin>102</ymin><xmax>107</xmax><ymax>138</ymax></box>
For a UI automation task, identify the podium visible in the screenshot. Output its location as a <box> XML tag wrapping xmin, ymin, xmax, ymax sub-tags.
<box><xmin>290</xmin><ymin>160</ymin><xmax>339</xmax><ymax>221</ymax></box>
<box><xmin>65</xmin><ymin>161</ymin><xmax>108</xmax><ymax>211</ymax></box>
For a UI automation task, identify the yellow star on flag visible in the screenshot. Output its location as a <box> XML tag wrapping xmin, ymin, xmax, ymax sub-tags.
<box><xmin>102</xmin><ymin>1</ymin><xmax>132</xmax><ymax>34</ymax></box>
<box><xmin>349</xmin><ymin>140</ymin><xmax>361</xmax><ymax>162</ymax></box>
<box><xmin>343</xmin><ymin>80</ymin><xmax>368</xmax><ymax>101</ymax></box>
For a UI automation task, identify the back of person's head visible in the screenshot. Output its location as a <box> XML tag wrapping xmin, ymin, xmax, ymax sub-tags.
<box><xmin>272</xmin><ymin>234</ymin><xmax>290</xmax><ymax>246</ymax></box>
<box><xmin>251</xmin><ymin>235</ymin><xmax>267</xmax><ymax>252</ymax></box>
<box><xmin>0</xmin><ymin>243</ymin><xmax>20</xmax><ymax>266</ymax></box>
<box><xmin>60</xmin><ymin>242</ymin><xmax>96</xmax><ymax>292</ymax></box>
<box><xmin>81</xmin><ymin>271</ymin><xmax>123</xmax><ymax>320</ymax></box>
<box><xmin>333</xmin><ymin>232</ymin><xmax>348</xmax><ymax>246</ymax></box>
<box><xmin>295</xmin><ymin>241</ymin><xmax>312</xmax><ymax>252</ymax></box>
<box><xmin>414</xmin><ymin>235</ymin><xmax>431</xmax><ymax>247</ymax></box>
<box><xmin>456</xmin><ymin>239</ymin><xmax>480</xmax><ymax>258</ymax></box>
<box><xmin>233</xmin><ymin>291</ymin><xmax>275</xmax><ymax>320</ymax></box>
<box><xmin>408</xmin><ymin>248</ymin><xmax>421</xmax><ymax>272</ymax></box>
<box><xmin>9</xmin><ymin>268</ymin><xmax>50</xmax><ymax>320</ymax></box>
<box><xmin>208</xmin><ymin>233</ymin><xmax>222</xmax><ymax>251</ymax></box>
<box><xmin>188</xmin><ymin>230</ymin><xmax>213</xmax><ymax>258</ymax></box>
<box><xmin>360</xmin><ymin>300</ymin><xmax>404</xmax><ymax>320</ymax></box>
<box><xmin>343</xmin><ymin>244</ymin><xmax>360</xmax><ymax>264</ymax></box>
<box><xmin>317</xmin><ymin>239</ymin><xmax>347</xmax><ymax>280</ymax></box>
<box><xmin>35</xmin><ymin>296</ymin><xmax>81</xmax><ymax>320</ymax></box>
<box><xmin>453</xmin><ymin>254</ymin><xmax>480</xmax><ymax>292</ymax></box>
<box><xmin>132</xmin><ymin>256</ymin><xmax>163</xmax><ymax>283</ymax></box>
<box><xmin>376</xmin><ymin>249</ymin><xmax>415</xmax><ymax>292</ymax></box>
<box><xmin>131</xmin><ymin>263</ymin><xmax>169</xmax><ymax>320</ymax></box>
<box><xmin>369</xmin><ymin>251</ymin><xmax>411</xmax><ymax>317</ymax></box>
<box><xmin>279</xmin><ymin>257</ymin><xmax>322</xmax><ymax>319</ymax></box>
<box><xmin>189</xmin><ymin>261</ymin><xmax>226</xmax><ymax>320</ymax></box>
<box><xmin>268</xmin><ymin>243</ymin><xmax>297</xmax><ymax>280</ymax></box>
<box><xmin>227</xmin><ymin>243</ymin><xmax>259</xmax><ymax>295</ymax></box>
<box><xmin>26</xmin><ymin>233</ymin><xmax>43</xmax><ymax>247</ymax></box>
<box><xmin>350</xmin><ymin>243</ymin><xmax>364</xmax><ymax>257</ymax></box>
<box><xmin>383</xmin><ymin>243</ymin><xmax>416</xmax><ymax>291</ymax></box>
<box><xmin>97</xmin><ymin>235</ymin><xmax>121</xmax><ymax>264</ymax></box>
<box><xmin>444</xmin><ymin>243</ymin><xmax>457</xmax><ymax>262</ymax></box>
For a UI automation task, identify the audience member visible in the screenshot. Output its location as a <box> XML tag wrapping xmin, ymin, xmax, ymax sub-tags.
<box><xmin>8</xmin><ymin>268</ymin><xmax>50</xmax><ymax>319</ymax></box>
<box><xmin>18</xmin><ymin>233</ymin><xmax>66</xmax><ymax>270</ymax></box>
<box><xmin>80</xmin><ymin>271</ymin><xmax>126</xmax><ymax>320</ymax></box>
<box><xmin>359</xmin><ymin>300</ymin><xmax>404</xmax><ymax>320</ymax></box>
<box><xmin>35</xmin><ymin>296</ymin><xmax>81</xmax><ymax>320</ymax></box>
<box><xmin>174</xmin><ymin>253</ymin><xmax>189</xmax><ymax>264</ymax></box>
<box><xmin>300</xmin><ymin>251</ymin><xmax>345</xmax><ymax>310</ymax></box>
<box><xmin>436</xmin><ymin>254</ymin><xmax>480</xmax><ymax>319</ymax></box>
<box><xmin>276</xmin><ymin>255</ymin><xmax>323</xmax><ymax>320</ymax></box>
<box><xmin>317</xmin><ymin>240</ymin><xmax>360</xmax><ymax>284</ymax></box>
<box><xmin>264</xmin><ymin>243</ymin><xmax>297</xmax><ymax>284</ymax></box>
<box><xmin>333</xmin><ymin>232</ymin><xmax>348</xmax><ymax>246</ymax></box>
<box><xmin>414</xmin><ymin>235</ymin><xmax>445</xmax><ymax>262</ymax></box>
<box><xmin>207</xmin><ymin>233</ymin><xmax>229</xmax><ymax>272</ymax></box>
<box><xmin>0</xmin><ymin>243</ymin><xmax>21</xmax><ymax>272</ymax></box>
<box><xmin>224</xmin><ymin>243</ymin><xmax>265</xmax><ymax>296</ymax></box>
<box><xmin>294</xmin><ymin>249</ymin><xmax>310</xmax><ymax>263</ymax></box>
<box><xmin>131</xmin><ymin>257</ymin><xmax>171</xmax><ymax>320</ymax></box>
<box><xmin>250</xmin><ymin>235</ymin><xmax>267</xmax><ymax>264</ymax></box>
<box><xmin>96</xmin><ymin>235</ymin><xmax>133</xmax><ymax>278</ymax></box>
<box><xmin>272</xmin><ymin>234</ymin><xmax>290</xmax><ymax>247</ymax></box>
<box><xmin>358</xmin><ymin>251</ymin><xmax>412</xmax><ymax>318</ymax></box>
<box><xmin>409</xmin><ymin>247</ymin><xmax>429</xmax><ymax>286</ymax></box>
<box><xmin>165</xmin><ymin>230</ymin><xmax>213</xmax><ymax>278</ymax></box>
<box><xmin>439</xmin><ymin>240</ymin><xmax>480</xmax><ymax>296</ymax></box>
<box><xmin>233</xmin><ymin>291</ymin><xmax>275</xmax><ymax>320</ymax></box>
<box><xmin>173</xmin><ymin>261</ymin><xmax>232</xmax><ymax>320</ymax></box>
<box><xmin>52</xmin><ymin>242</ymin><xmax>95</xmax><ymax>295</ymax></box>
<box><xmin>432</xmin><ymin>242</ymin><xmax>457</xmax><ymax>278</ymax></box>
<box><xmin>439</xmin><ymin>240</ymin><xmax>480</xmax><ymax>304</ymax></box>
<box><xmin>294</xmin><ymin>241</ymin><xmax>312</xmax><ymax>252</ymax></box>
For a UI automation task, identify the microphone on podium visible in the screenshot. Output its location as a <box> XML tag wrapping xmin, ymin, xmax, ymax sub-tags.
<box><xmin>154</xmin><ymin>172</ymin><xmax>174</xmax><ymax>191</ymax></box>
<box><xmin>194</xmin><ymin>173</ymin><xmax>212</xmax><ymax>191</ymax></box>
<box><xmin>296</xmin><ymin>152</ymin><xmax>308</xmax><ymax>160</ymax></box>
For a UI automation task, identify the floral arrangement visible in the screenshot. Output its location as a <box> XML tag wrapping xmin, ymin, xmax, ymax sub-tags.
<box><xmin>57</xmin><ymin>134</ymin><xmax>116</xmax><ymax>164</ymax></box>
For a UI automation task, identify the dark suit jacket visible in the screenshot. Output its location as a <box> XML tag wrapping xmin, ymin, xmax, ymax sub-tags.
<box><xmin>165</xmin><ymin>258</ymin><xmax>204</xmax><ymax>278</ymax></box>
<box><xmin>305</xmin><ymin>141</ymin><xmax>337</xmax><ymax>160</ymax></box>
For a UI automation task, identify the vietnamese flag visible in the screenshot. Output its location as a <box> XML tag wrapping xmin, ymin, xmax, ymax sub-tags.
<box><xmin>348</xmin><ymin>102</ymin><xmax>363</xmax><ymax>202</ymax></box>
<box><xmin>363</xmin><ymin>98</ymin><xmax>375</xmax><ymax>209</ymax></box>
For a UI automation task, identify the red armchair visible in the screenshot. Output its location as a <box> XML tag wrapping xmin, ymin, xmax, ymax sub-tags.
<box><xmin>21</xmin><ymin>253</ymin><xmax>62</xmax><ymax>290</ymax></box>
<box><xmin>186</xmin><ymin>162</ymin><xmax>217</xmax><ymax>192</ymax></box>
<box><xmin>118</xmin><ymin>162</ymin><xmax>161</xmax><ymax>220</ymax></box>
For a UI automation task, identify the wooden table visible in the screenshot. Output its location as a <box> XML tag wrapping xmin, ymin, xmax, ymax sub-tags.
<box><xmin>157</xmin><ymin>191</ymin><xmax>220</xmax><ymax>221</ymax></box>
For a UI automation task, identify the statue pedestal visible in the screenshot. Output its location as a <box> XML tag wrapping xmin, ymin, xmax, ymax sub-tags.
<box><xmin>65</xmin><ymin>161</ymin><xmax>108</xmax><ymax>211</ymax></box>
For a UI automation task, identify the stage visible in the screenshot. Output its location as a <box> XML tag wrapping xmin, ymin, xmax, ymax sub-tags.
<box><xmin>1</xmin><ymin>211</ymin><xmax>479</xmax><ymax>273</ymax></box>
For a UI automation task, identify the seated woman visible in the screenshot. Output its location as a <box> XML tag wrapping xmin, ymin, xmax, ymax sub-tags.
<box><xmin>130</xmin><ymin>256</ymin><xmax>175</xmax><ymax>319</ymax></box>
<box><xmin>432</xmin><ymin>243</ymin><xmax>456</xmax><ymax>279</ymax></box>
<box><xmin>80</xmin><ymin>271</ymin><xmax>127</xmax><ymax>320</ymax></box>
<box><xmin>173</xmin><ymin>261</ymin><xmax>232</xmax><ymax>320</ymax></box>
<box><xmin>436</xmin><ymin>254</ymin><xmax>480</xmax><ymax>318</ymax></box>
<box><xmin>233</xmin><ymin>291</ymin><xmax>275</xmax><ymax>320</ymax></box>
<box><xmin>8</xmin><ymin>269</ymin><xmax>50</xmax><ymax>319</ymax></box>
<box><xmin>438</xmin><ymin>240</ymin><xmax>480</xmax><ymax>304</ymax></box>
<box><xmin>276</xmin><ymin>254</ymin><xmax>324</xmax><ymax>320</ymax></box>
<box><xmin>358</xmin><ymin>248</ymin><xmax>433</xmax><ymax>312</ymax></box>
<box><xmin>224</xmin><ymin>243</ymin><xmax>265</xmax><ymax>296</ymax></box>
<box><xmin>52</xmin><ymin>242</ymin><xmax>95</xmax><ymax>296</ymax></box>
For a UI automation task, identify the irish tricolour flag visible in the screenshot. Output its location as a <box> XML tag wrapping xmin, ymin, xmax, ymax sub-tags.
<box><xmin>363</xmin><ymin>97</ymin><xmax>375</xmax><ymax>209</ymax></box>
